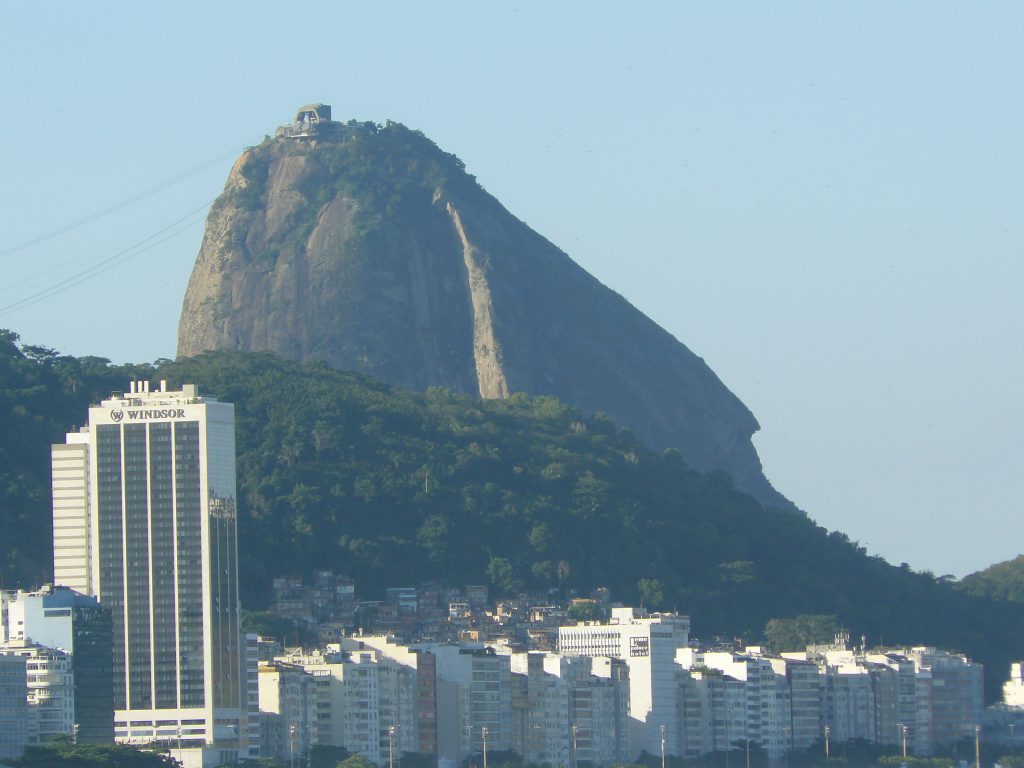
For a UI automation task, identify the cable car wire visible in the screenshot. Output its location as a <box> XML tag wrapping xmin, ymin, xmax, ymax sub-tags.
<box><xmin>0</xmin><ymin>138</ymin><xmax>257</xmax><ymax>260</ymax></box>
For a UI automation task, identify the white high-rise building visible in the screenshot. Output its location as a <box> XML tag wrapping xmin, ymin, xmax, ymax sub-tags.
<box><xmin>52</xmin><ymin>381</ymin><xmax>249</xmax><ymax>765</ymax></box>
<box><xmin>559</xmin><ymin>607</ymin><xmax>690</xmax><ymax>756</ymax></box>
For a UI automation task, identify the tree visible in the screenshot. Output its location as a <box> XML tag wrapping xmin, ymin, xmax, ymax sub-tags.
<box><xmin>15</xmin><ymin>742</ymin><xmax>181</xmax><ymax>768</ymax></box>
<box><xmin>638</xmin><ymin>578</ymin><xmax>664</xmax><ymax>611</ymax></box>
<box><xmin>487</xmin><ymin>556</ymin><xmax>523</xmax><ymax>594</ymax></box>
<box><xmin>308</xmin><ymin>746</ymin><xmax>351</xmax><ymax>768</ymax></box>
<box><xmin>568</xmin><ymin>601</ymin><xmax>605</xmax><ymax>622</ymax></box>
<box><xmin>764</xmin><ymin>615</ymin><xmax>843</xmax><ymax>652</ymax></box>
<box><xmin>337</xmin><ymin>755</ymin><xmax>376</xmax><ymax>768</ymax></box>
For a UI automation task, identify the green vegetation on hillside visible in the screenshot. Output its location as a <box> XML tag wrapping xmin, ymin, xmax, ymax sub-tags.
<box><xmin>957</xmin><ymin>555</ymin><xmax>1024</xmax><ymax>602</ymax></box>
<box><xmin>1</xmin><ymin>332</ymin><xmax>1022</xmax><ymax>699</ymax></box>
<box><xmin>0</xmin><ymin>330</ymin><xmax>152</xmax><ymax>586</ymax></box>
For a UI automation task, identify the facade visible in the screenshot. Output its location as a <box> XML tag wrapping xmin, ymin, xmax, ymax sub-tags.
<box><xmin>257</xmin><ymin>658</ymin><xmax>319</xmax><ymax>760</ymax></box>
<box><xmin>0</xmin><ymin>644</ymin><xmax>74</xmax><ymax>746</ymax></box>
<box><xmin>258</xmin><ymin>643</ymin><xmax>418</xmax><ymax>763</ymax></box>
<box><xmin>52</xmin><ymin>381</ymin><xmax>249</xmax><ymax>764</ymax></box>
<box><xmin>776</xmin><ymin>657</ymin><xmax>821</xmax><ymax>752</ymax></box>
<box><xmin>0</xmin><ymin>654</ymin><xmax>29</xmax><ymax>759</ymax></box>
<box><xmin>902</xmin><ymin>647</ymin><xmax>984</xmax><ymax>749</ymax></box>
<box><xmin>2</xmin><ymin>585</ymin><xmax>113</xmax><ymax>743</ymax></box>
<box><xmin>510</xmin><ymin>652</ymin><xmax>630</xmax><ymax>768</ymax></box>
<box><xmin>428</xmin><ymin>644</ymin><xmax>513</xmax><ymax>766</ymax></box>
<box><xmin>559</xmin><ymin>607</ymin><xmax>690</xmax><ymax>756</ymax></box>
<box><xmin>355</xmin><ymin>636</ymin><xmax>440</xmax><ymax>758</ymax></box>
<box><xmin>244</xmin><ymin>634</ymin><xmax>262</xmax><ymax>756</ymax></box>
<box><xmin>1004</xmin><ymin>663</ymin><xmax>1024</xmax><ymax>707</ymax></box>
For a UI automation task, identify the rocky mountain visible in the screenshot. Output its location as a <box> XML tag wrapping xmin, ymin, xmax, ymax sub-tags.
<box><xmin>177</xmin><ymin>117</ymin><xmax>792</xmax><ymax>511</ymax></box>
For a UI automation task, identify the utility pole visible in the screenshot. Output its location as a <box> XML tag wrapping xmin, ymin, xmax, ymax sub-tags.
<box><xmin>1011</xmin><ymin>723</ymin><xmax>1016</xmax><ymax>762</ymax></box>
<box><xmin>389</xmin><ymin>724</ymin><xmax>398</xmax><ymax>768</ymax></box>
<box><xmin>746</xmin><ymin>738</ymin><xmax>750</xmax><ymax>768</ymax></box>
<box><xmin>572</xmin><ymin>724</ymin><xmax>579</xmax><ymax>768</ymax></box>
<box><xmin>975</xmin><ymin>725</ymin><xmax>981</xmax><ymax>768</ymax></box>
<box><xmin>482</xmin><ymin>726</ymin><xmax>489</xmax><ymax>768</ymax></box>
<box><xmin>824</xmin><ymin>725</ymin><xmax>831</xmax><ymax>760</ymax></box>
<box><xmin>660</xmin><ymin>725</ymin><xmax>666</xmax><ymax>768</ymax></box>
<box><xmin>290</xmin><ymin>724</ymin><xmax>297</xmax><ymax>768</ymax></box>
<box><xmin>466</xmin><ymin>725</ymin><xmax>474</xmax><ymax>768</ymax></box>
<box><xmin>899</xmin><ymin>724</ymin><xmax>908</xmax><ymax>759</ymax></box>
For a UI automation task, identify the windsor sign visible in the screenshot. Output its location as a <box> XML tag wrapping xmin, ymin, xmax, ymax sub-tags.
<box><xmin>109</xmin><ymin>408</ymin><xmax>187</xmax><ymax>422</ymax></box>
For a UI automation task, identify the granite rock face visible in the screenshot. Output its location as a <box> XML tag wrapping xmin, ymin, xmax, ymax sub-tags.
<box><xmin>178</xmin><ymin>122</ymin><xmax>794</xmax><ymax>511</ymax></box>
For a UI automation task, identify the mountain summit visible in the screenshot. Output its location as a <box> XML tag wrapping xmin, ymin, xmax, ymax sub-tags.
<box><xmin>177</xmin><ymin>111</ymin><xmax>792</xmax><ymax>511</ymax></box>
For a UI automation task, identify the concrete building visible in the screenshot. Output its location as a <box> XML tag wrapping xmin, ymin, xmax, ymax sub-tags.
<box><xmin>258</xmin><ymin>659</ymin><xmax>317</xmax><ymax>760</ymax></box>
<box><xmin>52</xmin><ymin>381</ymin><xmax>250</xmax><ymax>765</ymax></box>
<box><xmin>0</xmin><ymin>654</ymin><xmax>29</xmax><ymax>759</ymax></box>
<box><xmin>901</xmin><ymin>647</ymin><xmax>983</xmax><ymax>749</ymax></box>
<box><xmin>677</xmin><ymin>667</ymin><xmax>748</xmax><ymax>757</ymax></box>
<box><xmin>258</xmin><ymin>643</ymin><xmax>417</xmax><ymax>764</ymax></box>
<box><xmin>821</xmin><ymin>662</ymin><xmax>876</xmax><ymax>744</ymax></box>
<box><xmin>559</xmin><ymin>607</ymin><xmax>690</xmax><ymax>756</ymax></box>
<box><xmin>510</xmin><ymin>652</ymin><xmax>630</xmax><ymax>768</ymax></box>
<box><xmin>244</xmin><ymin>634</ymin><xmax>262</xmax><ymax>757</ymax></box>
<box><xmin>770</xmin><ymin>656</ymin><xmax>821</xmax><ymax>753</ymax></box>
<box><xmin>2</xmin><ymin>585</ymin><xmax>113</xmax><ymax>743</ymax></box>
<box><xmin>1004</xmin><ymin>663</ymin><xmax>1024</xmax><ymax>708</ymax></box>
<box><xmin>426</xmin><ymin>644</ymin><xmax>512</xmax><ymax>766</ymax></box>
<box><xmin>679</xmin><ymin>649</ymin><xmax>788</xmax><ymax>759</ymax></box>
<box><xmin>0</xmin><ymin>644</ymin><xmax>74</xmax><ymax>746</ymax></box>
<box><xmin>354</xmin><ymin>636</ymin><xmax>439</xmax><ymax>758</ymax></box>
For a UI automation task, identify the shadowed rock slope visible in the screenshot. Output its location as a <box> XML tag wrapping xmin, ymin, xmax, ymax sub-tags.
<box><xmin>178</xmin><ymin>120</ymin><xmax>792</xmax><ymax>510</ymax></box>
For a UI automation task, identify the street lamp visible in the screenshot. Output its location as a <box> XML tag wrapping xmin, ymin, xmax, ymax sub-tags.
<box><xmin>389</xmin><ymin>724</ymin><xmax>399</xmax><ymax>768</ymax></box>
<box><xmin>466</xmin><ymin>725</ymin><xmax>474</xmax><ymax>768</ymax></box>
<box><xmin>746</xmin><ymin>738</ymin><xmax>750</xmax><ymax>768</ymax></box>
<box><xmin>975</xmin><ymin>725</ymin><xmax>981</xmax><ymax>768</ymax></box>
<box><xmin>824</xmin><ymin>725</ymin><xmax>831</xmax><ymax>760</ymax></box>
<box><xmin>660</xmin><ymin>725</ymin><xmax>666</xmax><ymax>768</ymax></box>
<box><xmin>289</xmin><ymin>724</ymin><xmax>297</xmax><ymax>768</ymax></box>
<box><xmin>572</xmin><ymin>724</ymin><xmax>579</xmax><ymax>768</ymax></box>
<box><xmin>1010</xmin><ymin>723</ymin><xmax>1016</xmax><ymax>761</ymax></box>
<box><xmin>782</xmin><ymin>727</ymin><xmax>790</xmax><ymax>768</ymax></box>
<box><xmin>482</xmin><ymin>726</ymin><xmax>489</xmax><ymax>768</ymax></box>
<box><xmin>899</xmin><ymin>724</ymin><xmax>908</xmax><ymax>759</ymax></box>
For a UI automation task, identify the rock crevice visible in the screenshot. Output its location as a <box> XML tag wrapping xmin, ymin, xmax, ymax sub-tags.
<box><xmin>445</xmin><ymin>200</ymin><xmax>510</xmax><ymax>400</ymax></box>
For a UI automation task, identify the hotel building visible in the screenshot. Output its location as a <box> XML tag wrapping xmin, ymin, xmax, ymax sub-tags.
<box><xmin>52</xmin><ymin>380</ymin><xmax>253</xmax><ymax>764</ymax></box>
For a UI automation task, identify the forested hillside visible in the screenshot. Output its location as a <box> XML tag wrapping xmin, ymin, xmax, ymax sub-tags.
<box><xmin>1</xmin><ymin>331</ymin><xmax>1021</xmax><ymax>698</ymax></box>
<box><xmin>958</xmin><ymin>556</ymin><xmax>1024</xmax><ymax>602</ymax></box>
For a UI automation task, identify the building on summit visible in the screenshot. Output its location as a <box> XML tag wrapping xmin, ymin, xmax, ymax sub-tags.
<box><xmin>51</xmin><ymin>381</ymin><xmax>257</xmax><ymax>765</ymax></box>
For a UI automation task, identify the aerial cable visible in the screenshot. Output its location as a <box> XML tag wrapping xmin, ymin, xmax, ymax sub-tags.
<box><xmin>0</xmin><ymin>208</ymin><xmax>207</xmax><ymax>316</ymax></box>
<box><xmin>0</xmin><ymin>193</ymin><xmax>217</xmax><ymax>300</ymax></box>
<box><xmin>0</xmin><ymin>137</ymin><xmax>258</xmax><ymax>260</ymax></box>
<box><xmin>0</xmin><ymin>199</ymin><xmax>213</xmax><ymax>317</ymax></box>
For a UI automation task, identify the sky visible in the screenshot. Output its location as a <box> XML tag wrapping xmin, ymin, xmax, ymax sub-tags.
<box><xmin>1</xmin><ymin>2</ymin><xmax>1021</xmax><ymax>578</ymax></box>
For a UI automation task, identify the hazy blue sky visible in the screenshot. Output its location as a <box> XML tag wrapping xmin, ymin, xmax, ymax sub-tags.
<box><xmin>2</xmin><ymin>3</ymin><xmax>1021</xmax><ymax>577</ymax></box>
